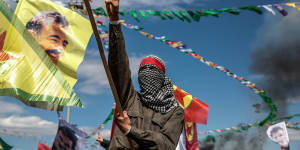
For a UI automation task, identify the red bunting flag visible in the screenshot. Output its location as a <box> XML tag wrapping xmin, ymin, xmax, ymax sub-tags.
<box><xmin>173</xmin><ymin>85</ymin><xmax>209</xmax><ymax>125</ymax></box>
<box><xmin>37</xmin><ymin>142</ymin><xmax>51</xmax><ymax>150</ymax></box>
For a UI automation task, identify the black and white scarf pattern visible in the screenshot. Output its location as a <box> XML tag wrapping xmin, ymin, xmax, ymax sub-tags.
<box><xmin>138</xmin><ymin>65</ymin><xmax>178</xmax><ymax>113</ymax></box>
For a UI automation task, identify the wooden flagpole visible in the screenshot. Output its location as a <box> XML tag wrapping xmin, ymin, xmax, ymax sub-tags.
<box><xmin>83</xmin><ymin>0</ymin><xmax>123</xmax><ymax>114</ymax></box>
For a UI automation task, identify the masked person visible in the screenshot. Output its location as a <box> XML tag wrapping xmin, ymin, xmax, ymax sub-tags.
<box><xmin>105</xmin><ymin>0</ymin><xmax>184</xmax><ymax>149</ymax></box>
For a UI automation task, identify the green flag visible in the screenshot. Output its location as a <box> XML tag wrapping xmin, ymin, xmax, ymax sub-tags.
<box><xmin>0</xmin><ymin>137</ymin><xmax>13</xmax><ymax>150</ymax></box>
<box><xmin>102</xmin><ymin>106</ymin><xmax>115</xmax><ymax>125</ymax></box>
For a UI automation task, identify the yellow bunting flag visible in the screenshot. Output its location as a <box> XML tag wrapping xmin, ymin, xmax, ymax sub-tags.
<box><xmin>0</xmin><ymin>0</ymin><xmax>92</xmax><ymax>111</ymax></box>
<box><xmin>286</xmin><ymin>3</ymin><xmax>300</xmax><ymax>11</ymax></box>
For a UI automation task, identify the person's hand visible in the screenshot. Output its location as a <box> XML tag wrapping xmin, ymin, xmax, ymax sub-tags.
<box><xmin>116</xmin><ymin>111</ymin><xmax>131</xmax><ymax>133</ymax></box>
<box><xmin>96</xmin><ymin>129</ymin><xmax>104</xmax><ymax>143</ymax></box>
<box><xmin>105</xmin><ymin>0</ymin><xmax>119</xmax><ymax>21</ymax></box>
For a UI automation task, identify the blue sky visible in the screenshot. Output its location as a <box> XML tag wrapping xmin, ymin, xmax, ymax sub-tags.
<box><xmin>1</xmin><ymin>0</ymin><xmax>300</xmax><ymax>149</ymax></box>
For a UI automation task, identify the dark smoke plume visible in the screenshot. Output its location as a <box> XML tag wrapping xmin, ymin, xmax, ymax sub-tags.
<box><xmin>210</xmin><ymin>8</ymin><xmax>300</xmax><ymax>150</ymax></box>
<box><xmin>211</xmin><ymin>126</ymin><xmax>266</xmax><ymax>150</ymax></box>
<box><xmin>250</xmin><ymin>8</ymin><xmax>300</xmax><ymax>107</ymax></box>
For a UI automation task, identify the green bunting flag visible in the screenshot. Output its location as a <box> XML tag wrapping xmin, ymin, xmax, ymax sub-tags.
<box><xmin>139</xmin><ymin>10</ymin><xmax>148</xmax><ymax>18</ymax></box>
<box><xmin>110</xmin><ymin>5</ymin><xmax>268</xmax><ymax>22</ymax></box>
<box><xmin>94</xmin><ymin>7</ymin><xmax>108</xmax><ymax>16</ymax></box>
<box><xmin>172</xmin><ymin>10</ymin><xmax>185</xmax><ymax>21</ymax></box>
<box><xmin>187</xmin><ymin>10</ymin><xmax>201</xmax><ymax>22</ymax></box>
<box><xmin>240</xmin><ymin>6</ymin><xmax>263</xmax><ymax>14</ymax></box>
<box><xmin>179</xmin><ymin>10</ymin><xmax>192</xmax><ymax>22</ymax></box>
<box><xmin>118</xmin><ymin>10</ymin><xmax>129</xmax><ymax>16</ymax></box>
<box><xmin>154</xmin><ymin>11</ymin><xmax>167</xmax><ymax>20</ymax></box>
<box><xmin>102</xmin><ymin>106</ymin><xmax>115</xmax><ymax>125</ymax></box>
<box><xmin>203</xmin><ymin>10</ymin><xmax>219</xmax><ymax>17</ymax></box>
<box><xmin>85</xmin><ymin>105</ymin><xmax>116</xmax><ymax>139</ymax></box>
<box><xmin>162</xmin><ymin>10</ymin><xmax>174</xmax><ymax>19</ymax></box>
<box><xmin>196</xmin><ymin>10</ymin><xmax>209</xmax><ymax>16</ymax></box>
<box><xmin>215</xmin><ymin>8</ymin><xmax>240</xmax><ymax>15</ymax></box>
<box><xmin>146</xmin><ymin>10</ymin><xmax>155</xmax><ymax>16</ymax></box>
<box><xmin>74</xmin><ymin>2</ymin><xmax>296</xmax><ymax>22</ymax></box>
<box><xmin>0</xmin><ymin>137</ymin><xmax>12</xmax><ymax>150</ymax></box>
<box><xmin>147</xmin><ymin>10</ymin><xmax>167</xmax><ymax>20</ymax></box>
<box><xmin>130</xmin><ymin>10</ymin><xmax>140</xmax><ymax>22</ymax></box>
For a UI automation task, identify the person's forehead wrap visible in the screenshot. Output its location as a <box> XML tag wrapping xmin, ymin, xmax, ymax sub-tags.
<box><xmin>138</xmin><ymin>55</ymin><xmax>178</xmax><ymax>114</ymax></box>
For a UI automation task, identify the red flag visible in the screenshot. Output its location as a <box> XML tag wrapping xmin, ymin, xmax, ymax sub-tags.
<box><xmin>37</xmin><ymin>142</ymin><xmax>51</xmax><ymax>150</ymax></box>
<box><xmin>174</xmin><ymin>85</ymin><xmax>209</xmax><ymax>124</ymax></box>
<box><xmin>184</xmin><ymin>121</ymin><xmax>199</xmax><ymax>150</ymax></box>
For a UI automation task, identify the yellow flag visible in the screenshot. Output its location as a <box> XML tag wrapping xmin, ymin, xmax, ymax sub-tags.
<box><xmin>0</xmin><ymin>0</ymin><xmax>92</xmax><ymax>111</ymax></box>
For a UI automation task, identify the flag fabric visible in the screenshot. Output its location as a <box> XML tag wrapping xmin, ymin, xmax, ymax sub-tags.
<box><xmin>175</xmin><ymin>123</ymin><xmax>200</xmax><ymax>150</ymax></box>
<box><xmin>173</xmin><ymin>85</ymin><xmax>209</xmax><ymax>124</ymax></box>
<box><xmin>37</xmin><ymin>142</ymin><xmax>51</xmax><ymax>150</ymax></box>
<box><xmin>0</xmin><ymin>137</ymin><xmax>12</xmax><ymax>150</ymax></box>
<box><xmin>52</xmin><ymin>113</ymin><xmax>87</xmax><ymax>150</ymax></box>
<box><xmin>0</xmin><ymin>0</ymin><xmax>92</xmax><ymax>111</ymax></box>
<box><xmin>173</xmin><ymin>85</ymin><xmax>207</xmax><ymax>150</ymax></box>
<box><xmin>184</xmin><ymin>121</ymin><xmax>199</xmax><ymax>150</ymax></box>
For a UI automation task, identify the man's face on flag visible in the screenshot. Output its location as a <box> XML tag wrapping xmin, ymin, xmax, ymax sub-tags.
<box><xmin>26</xmin><ymin>12</ymin><xmax>69</xmax><ymax>64</ymax></box>
<box><xmin>54</xmin><ymin>130</ymin><xmax>73</xmax><ymax>149</ymax></box>
<box><xmin>272</xmin><ymin>129</ymin><xmax>288</xmax><ymax>146</ymax></box>
<box><xmin>52</xmin><ymin>126</ymin><xmax>78</xmax><ymax>150</ymax></box>
<box><xmin>34</xmin><ymin>22</ymin><xmax>68</xmax><ymax>64</ymax></box>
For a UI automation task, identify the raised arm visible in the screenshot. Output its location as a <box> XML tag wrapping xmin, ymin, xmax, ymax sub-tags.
<box><xmin>106</xmin><ymin>0</ymin><xmax>135</xmax><ymax>107</ymax></box>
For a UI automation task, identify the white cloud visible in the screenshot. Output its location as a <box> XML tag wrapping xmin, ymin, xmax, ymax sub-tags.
<box><xmin>0</xmin><ymin>100</ymin><xmax>25</xmax><ymax>114</ymax></box>
<box><xmin>0</xmin><ymin>115</ymin><xmax>99</xmax><ymax>137</ymax></box>
<box><xmin>0</xmin><ymin>101</ymin><xmax>57</xmax><ymax>136</ymax></box>
<box><xmin>0</xmin><ymin>115</ymin><xmax>58</xmax><ymax>136</ymax></box>
<box><xmin>77</xmin><ymin>54</ymin><xmax>143</xmax><ymax>95</ymax></box>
